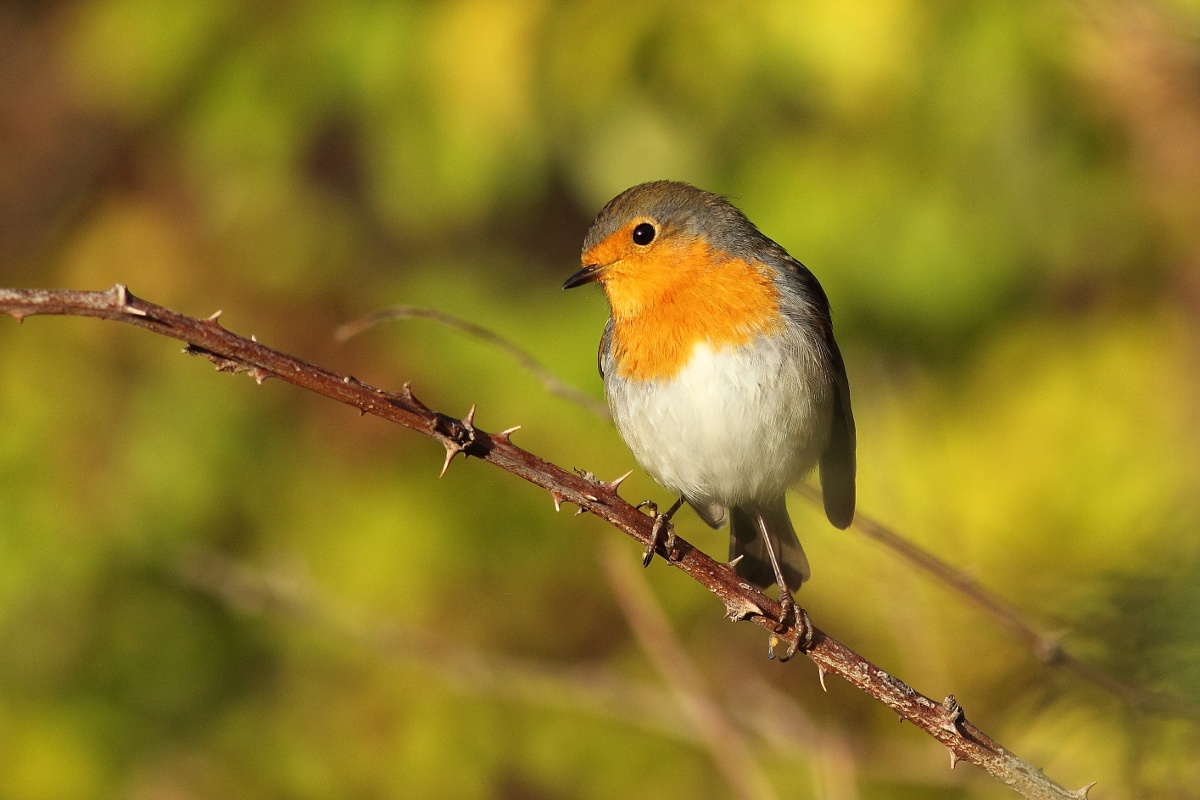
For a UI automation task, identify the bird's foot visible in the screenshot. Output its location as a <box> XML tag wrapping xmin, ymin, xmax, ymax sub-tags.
<box><xmin>768</xmin><ymin>595</ymin><xmax>812</xmax><ymax>662</ymax></box>
<box><xmin>635</xmin><ymin>496</ymin><xmax>685</xmax><ymax>567</ymax></box>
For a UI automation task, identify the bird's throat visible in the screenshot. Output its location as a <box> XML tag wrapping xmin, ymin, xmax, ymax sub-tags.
<box><xmin>606</xmin><ymin>248</ymin><xmax>784</xmax><ymax>382</ymax></box>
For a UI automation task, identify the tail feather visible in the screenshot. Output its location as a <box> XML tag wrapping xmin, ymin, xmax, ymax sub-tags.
<box><xmin>728</xmin><ymin>499</ymin><xmax>810</xmax><ymax>590</ymax></box>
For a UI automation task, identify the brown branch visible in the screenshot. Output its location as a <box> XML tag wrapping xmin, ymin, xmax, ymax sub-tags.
<box><xmin>795</xmin><ymin>485</ymin><xmax>1200</xmax><ymax>720</ymax></box>
<box><xmin>0</xmin><ymin>285</ymin><xmax>1091</xmax><ymax>800</ymax></box>
<box><xmin>365</xmin><ymin>299</ymin><xmax>1197</xmax><ymax>724</ymax></box>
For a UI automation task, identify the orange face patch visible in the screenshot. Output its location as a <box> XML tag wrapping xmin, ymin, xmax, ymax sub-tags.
<box><xmin>583</xmin><ymin>226</ymin><xmax>783</xmax><ymax>381</ymax></box>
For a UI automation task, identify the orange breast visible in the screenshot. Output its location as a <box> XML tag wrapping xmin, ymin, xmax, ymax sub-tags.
<box><xmin>602</xmin><ymin>239</ymin><xmax>783</xmax><ymax>382</ymax></box>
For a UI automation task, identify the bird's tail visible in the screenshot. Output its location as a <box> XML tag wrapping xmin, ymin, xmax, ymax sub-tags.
<box><xmin>728</xmin><ymin>498</ymin><xmax>810</xmax><ymax>591</ymax></box>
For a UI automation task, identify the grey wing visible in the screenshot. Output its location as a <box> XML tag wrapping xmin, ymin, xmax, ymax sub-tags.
<box><xmin>768</xmin><ymin>248</ymin><xmax>857</xmax><ymax>529</ymax></box>
<box><xmin>819</xmin><ymin>334</ymin><xmax>856</xmax><ymax>529</ymax></box>
<box><xmin>598</xmin><ymin>317</ymin><xmax>614</xmax><ymax>378</ymax></box>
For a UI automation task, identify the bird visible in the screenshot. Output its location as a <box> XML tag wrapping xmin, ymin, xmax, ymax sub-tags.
<box><xmin>563</xmin><ymin>180</ymin><xmax>856</xmax><ymax>659</ymax></box>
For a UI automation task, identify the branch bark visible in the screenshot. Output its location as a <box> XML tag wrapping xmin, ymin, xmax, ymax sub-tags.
<box><xmin>357</xmin><ymin>302</ymin><xmax>1197</xmax><ymax>723</ymax></box>
<box><xmin>0</xmin><ymin>285</ymin><xmax>1091</xmax><ymax>800</ymax></box>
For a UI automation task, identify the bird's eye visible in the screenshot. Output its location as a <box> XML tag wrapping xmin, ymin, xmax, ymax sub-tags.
<box><xmin>631</xmin><ymin>222</ymin><xmax>656</xmax><ymax>246</ymax></box>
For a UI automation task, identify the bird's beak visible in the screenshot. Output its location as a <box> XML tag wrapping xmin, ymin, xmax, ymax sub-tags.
<box><xmin>562</xmin><ymin>262</ymin><xmax>611</xmax><ymax>290</ymax></box>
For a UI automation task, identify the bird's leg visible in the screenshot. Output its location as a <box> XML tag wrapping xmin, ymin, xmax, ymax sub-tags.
<box><xmin>756</xmin><ymin>514</ymin><xmax>812</xmax><ymax>662</ymax></box>
<box><xmin>636</xmin><ymin>496</ymin><xmax>685</xmax><ymax>567</ymax></box>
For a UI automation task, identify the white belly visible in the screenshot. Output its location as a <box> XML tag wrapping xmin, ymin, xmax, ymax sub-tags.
<box><xmin>606</xmin><ymin>335</ymin><xmax>832</xmax><ymax>508</ymax></box>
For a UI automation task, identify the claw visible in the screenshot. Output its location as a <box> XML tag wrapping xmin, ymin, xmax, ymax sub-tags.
<box><xmin>641</xmin><ymin>496</ymin><xmax>685</xmax><ymax>567</ymax></box>
<box><xmin>754</xmin><ymin>511</ymin><xmax>813</xmax><ymax>662</ymax></box>
<box><xmin>773</xmin><ymin>604</ymin><xmax>811</xmax><ymax>662</ymax></box>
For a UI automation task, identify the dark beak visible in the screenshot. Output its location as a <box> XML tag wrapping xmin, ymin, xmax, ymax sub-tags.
<box><xmin>562</xmin><ymin>263</ymin><xmax>609</xmax><ymax>290</ymax></box>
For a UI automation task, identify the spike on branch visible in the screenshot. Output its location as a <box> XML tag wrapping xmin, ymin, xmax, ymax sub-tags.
<box><xmin>113</xmin><ymin>283</ymin><xmax>148</xmax><ymax>317</ymax></box>
<box><xmin>439</xmin><ymin>443</ymin><xmax>465</xmax><ymax>478</ymax></box>
<box><xmin>0</xmin><ymin>286</ymin><xmax>1100</xmax><ymax>799</ymax></box>
<box><xmin>722</xmin><ymin>593</ymin><xmax>765</xmax><ymax>622</ymax></box>
<box><xmin>939</xmin><ymin>695</ymin><xmax>965</xmax><ymax>735</ymax></box>
<box><xmin>606</xmin><ymin>470</ymin><xmax>634</xmax><ymax>494</ymax></box>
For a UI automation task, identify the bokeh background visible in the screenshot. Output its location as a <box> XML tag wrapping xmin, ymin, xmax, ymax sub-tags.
<box><xmin>2</xmin><ymin>1</ymin><xmax>1200</xmax><ymax>798</ymax></box>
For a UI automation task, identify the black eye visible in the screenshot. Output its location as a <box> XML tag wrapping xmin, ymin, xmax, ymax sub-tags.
<box><xmin>631</xmin><ymin>222</ymin><xmax>656</xmax><ymax>246</ymax></box>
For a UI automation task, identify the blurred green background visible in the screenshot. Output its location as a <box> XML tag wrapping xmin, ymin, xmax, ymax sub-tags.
<box><xmin>2</xmin><ymin>1</ymin><xmax>1200</xmax><ymax>798</ymax></box>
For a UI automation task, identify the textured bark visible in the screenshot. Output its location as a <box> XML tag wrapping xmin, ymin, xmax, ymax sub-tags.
<box><xmin>0</xmin><ymin>285</ymin><xmax>1092</xmax><ymax>800</ymax></box>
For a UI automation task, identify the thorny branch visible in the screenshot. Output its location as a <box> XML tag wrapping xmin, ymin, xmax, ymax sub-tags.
<box><xmin>357</xmin><ymin>300</ymin><xmax>1200</xmax><ymax>723</ymax></box>
<box><xmin>0</xmin><ymin>285</ymin><xmax>1090</xmax><ymax>800</ymax></box>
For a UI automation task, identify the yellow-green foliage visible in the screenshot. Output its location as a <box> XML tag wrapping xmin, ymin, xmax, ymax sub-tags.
<box><xmin>2</xmin><ymin>2</ymin><xmax>1199</xmax><ymax>798</ymax></box>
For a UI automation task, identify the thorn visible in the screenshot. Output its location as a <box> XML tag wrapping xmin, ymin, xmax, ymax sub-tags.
<box><xmin>939</xmin><ymin>695</ymin><xmax>965</xmax><ymax>735</ymax></box>
<box><xmin>550</xmin><ymin>491</ymin><xmax>564</xmax><ymax>512</ymax></box>
<box><xmin>497</xmin><ymin>425</ymin><xmax>521</xmax><ymax>441</ymax></box>
<box><xmin>817</xmin><ymin>666</ymin><xmax>828</xmax><ymax>692</ymax></box>
<box><xmin>1072</xmin><ymin>782</ymin><xmax>1097</xmax><ymax>799</ymax></box>
<box><xmin>343</xmin><ymin>376</ymin><xmax>353</xmax><ymax>383</ymax></box>
<box><xmin>251</xmin><ymin>334</ymin><xmax>258</xmax><ymax>342</ymax></box>
<box><xmin>114</xmin><ymin>283</ymin><xmax>147</xmax><ymax>316</ymax></box>
<box><xmin>574</xmin><ymin>506</ymin><xmax>588</xmax><ymax>516</ymax></box>
<box><xmin>251</xmin><ymin>368</ymin><xmax>269</xmax><ymax>385</ymax></box>
<box><xmin>400</xmin><ymin>382</ymin><xmax>433</xmax><ymax>415</ymax></box>
<box><xmin>722</xmin><ymin>595</ymin><xmax>765</xmax><ymax>622</ymax></box>
<box><xmin>606</xmin><ymin>470</ymin><xmax>633</xmax><ymax>493</ymax></box>
<box><xmin>583</xmin><ymin>493</ymin><xmax>599</xmax><ymax>502</ymax></box>
<box><xmin>463</xmin><ymin>404</ymin><xmax>476</xmax><ymax>428</ymax></box>
<box><xmin>207</xmin><ymin>309</ymin><xmax>223</xmax><ymax>324</ymax></box>
<box><xmin>728</xmin><ymin>554</ymin><xmax>744</xmax><ymax>568</ymax></box>
<box><xmin>8</xmin><ymin>310</ymin><xmax>25</xmax><ymax>323</ymax></box>
<box><xmin>573</xmin><ymin>468</ymin><xmax>602</xmax><ymax>485</ymax></box>
<box><xmin>439</xmin><ymin>444</ymin><xmax>464</xmax><ymax>478</ymax></box>
<box><xmin>948</xmin><ymin>749</ymin><xmax>960</xmax><ymax>769</ymax></box>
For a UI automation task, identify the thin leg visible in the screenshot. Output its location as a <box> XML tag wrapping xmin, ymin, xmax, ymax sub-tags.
<box><xmin>756</xmin><ymin>513</ymin><xmax>812</xmax><ymax>662</ymax></box>
<box><xmin>639</xmin><ymin>496</ymin><xmax>685</xmax><ymax>567</ymax></box>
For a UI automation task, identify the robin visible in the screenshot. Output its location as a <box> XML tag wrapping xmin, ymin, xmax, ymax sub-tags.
<box><xmin>563</xmin><ymin>180</ymin><xmax>856</xmax><ymax>659</ymax></box>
